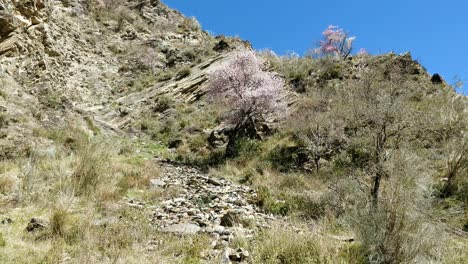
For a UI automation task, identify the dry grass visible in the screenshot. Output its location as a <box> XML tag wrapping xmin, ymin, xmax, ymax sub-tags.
<box><xmin>157</xmin><ymin>233</ymin><xmax>213</xmax><ymax>263</ymax></box>
<box><xmin>250</xmin><ymin>221</ymin><xmax>359</xmax><ymax>264</ymax></box>
<box><xmin>71</xmin><ymin>138</ymin><xmax>108</xmax><ymax>196</ymax></box>
<box><xmin>251</xmin><ymin>225</ymin><xmax>322</xmax><ymax>263</ymax></box>
<box><xmin>0</xmin><ymin>174</ymin><xmax>15</xmax><ymax>194</ymax></box>
<box><xmin>0</xmin><ymin>124</ymin><xmax>223</xmax><ymax>263</ymax></box>
<box><xmin>0</xmin><ymin>192</ymin><xmax>157</xmax><ymax>263</ymax></box>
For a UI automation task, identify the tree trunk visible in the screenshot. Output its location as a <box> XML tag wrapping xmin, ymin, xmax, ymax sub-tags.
<box><xmin>371</xmin><ymin>169</ymin><xmax>382</xmax><ymax>207</ymax></box>
<box><xmin>225</xmin><ymin>127</ymin><xmax>240</xmax><ymax>158</ymax></box>
<box><xmin>225</xmin><ymin>116</ymin><xmax>261</xmax><ymax>158</ymax></box>
<box><xmin>371</xmin><ymin>128</ymin><xmax>386</xmax><ymax>207</ymax></box>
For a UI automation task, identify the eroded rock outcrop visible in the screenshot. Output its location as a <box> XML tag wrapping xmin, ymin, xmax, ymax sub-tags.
<box><xmin>0</xmin><ymin>0</ymin><xmax>48</xmax><ymax>37</ymax></box>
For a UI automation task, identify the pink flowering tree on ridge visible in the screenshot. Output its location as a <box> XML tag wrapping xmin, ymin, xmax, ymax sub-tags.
<box><xmin>316</xmin><ymin>25</ymin><xmax>356</xmax><ymax>59</ymax></box>
<box><xmin>207</xmin><ymin>50</ymin><xmax>287</xmax><ymax>157</ymax></box>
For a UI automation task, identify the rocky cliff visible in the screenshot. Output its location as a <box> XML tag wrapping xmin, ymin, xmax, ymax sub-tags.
<box><xmin>0</xmin><ymin>0</ymin><xmax>249</xmax><ymax>158</ymax></box>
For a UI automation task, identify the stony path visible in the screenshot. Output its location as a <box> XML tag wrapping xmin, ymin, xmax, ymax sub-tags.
<box><xmin>147</xmin><ymin>161</ymin><xmax>276</xmax><ymax>260</ymax></box>
<box><xmin>141</xmin><ymin>162</ymin><xmax>275</xmax><ymax>264</ymax></box>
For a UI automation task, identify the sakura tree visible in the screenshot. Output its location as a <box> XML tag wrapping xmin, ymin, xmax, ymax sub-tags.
<box><xmin>316</xmin><ymin>25</ymin><xmax>355</xmax><ymax>59</ymax></box>
<box><xmin>207</xmin><ymin>50</ymin><xmax>287</xmax><ymax>157</ymax></box>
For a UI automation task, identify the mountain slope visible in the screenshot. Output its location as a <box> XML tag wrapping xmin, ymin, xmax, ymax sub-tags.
<box><xmin>0</xmin><ymin>0</ymin><xmax>466</xmax><ymax>263</ymax></box>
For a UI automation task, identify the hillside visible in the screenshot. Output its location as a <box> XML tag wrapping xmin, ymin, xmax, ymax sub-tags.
<box><xmin>0</xmin><ymin>0</ymin><xmax>467</xmax><ymax>263</ymax></box>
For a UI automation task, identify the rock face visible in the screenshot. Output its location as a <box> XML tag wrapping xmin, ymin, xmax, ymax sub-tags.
<box><xmin>0</xmin><ymin>0</ymin><xmax>48</xmax><ymax>39</ymax></box>
<box><xmin>151</xmin><ymin>161</ymin><xmax>275</xmax><ymax>241</ymax></box>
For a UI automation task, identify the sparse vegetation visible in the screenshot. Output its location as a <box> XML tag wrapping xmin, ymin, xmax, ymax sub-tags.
<box><xmin>251</xmin><ymin>225</ymin><xmax>321</xmax><ymax>263</ymax></box>
<box><xmin>0</xmin><ymin>113</ymin><xmax>8</xmax><ymax>129</ymax></box>
<box><xmin>175</xmin><ymin>66</ymin><xmax>191</xmax><ymax>80</ymax></box>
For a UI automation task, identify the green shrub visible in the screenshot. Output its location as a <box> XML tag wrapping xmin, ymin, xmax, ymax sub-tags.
<box><xmin>72</xmin><ymin>137</ymin><xmax>108</xmax><ymax>195</ymax></box>
<box><xmin>316</xmin><ymin>59</ymin><xmax>343</xmax><ymax>84</ymax></box>
<box><xmin>129</xmin><ymin>72</ymin><xmax>158</xmax><ymax>93</ymax></box>
<box><xmin>234</xmin><ymin>139</ymin><xmax>262</xmax><ymax>159</ymax></box>
<box><xmin>176</xmin><ymin>67</ymin><xmax>191</xmax><ymax>80</ymax></box>
<box><xmin>292</xmin><ymin>193</ymin><xmax>327</xmax><ymax>220</ymax></box>
<box><xmin>153</xmin><ymin>95</ymin><xmax>174</xmax><ymax>113</ymax></box>
<box><xmin>267</xmin><ymin>145</ymin><xmax>302</xmax><ymax>172</ymax></box>
<box><xmin>274</xmin><ymin>55</ymin><xmax>315</xmax><ymax>93</ymax></box>
<box><xmin>38</xmin><ymin>86</ymin><xmax>63</xmax><ymax>109</ymax></box>
<box><xmin>50</xmin><ymin>208</ymin><xmax>68</xmax><ymax>238</ymax></box>
<box><xmin>182</xmin><ymin>48</ymin><xmax>197</xmax><ymax>62</ymax></box>
<box><xmin>255</xmin><ymin>186</ymin><xmax>290</xmax><ymax>216</ymax></box>
<box><xmin>338</xmin><ymin>243</ymin><xmax>366</xmax><ymax>264</ymax></box>
<box><xmin>156</xmin><ymin>71</ymin><xmax>174</xmax><ymax>82</ymax></box>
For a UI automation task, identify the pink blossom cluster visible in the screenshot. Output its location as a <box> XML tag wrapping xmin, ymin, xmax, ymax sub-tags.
<box><xmin>207</xmin><ymin>50</ymin><xmax>287</xmax><ymax>125</ymax></box>
<box><xmin>317</xmin><ymin>25</ymin><xmax>355</xmax><ymax>59</ymax></box>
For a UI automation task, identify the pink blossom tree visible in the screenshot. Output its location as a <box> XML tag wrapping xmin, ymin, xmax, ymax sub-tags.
<box><xmin>207</xmin><ymin>50</ymin><xmax>287</xmax><ymax>157</ymax></box>
<box><xmin>316</xmin><ymin>25</ymin><xmax>355</xmax><ymax>59</ymax></box>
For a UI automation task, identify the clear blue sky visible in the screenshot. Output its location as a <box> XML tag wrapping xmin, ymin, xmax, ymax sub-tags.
<box><xmin>164</xmin><ymin>0</ymin><xmax>467</xmax><ymax>94</ymax></box>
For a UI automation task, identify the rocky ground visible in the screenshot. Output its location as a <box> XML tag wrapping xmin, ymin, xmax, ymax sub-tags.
<box><xmin>141</xmin><ymin>161</ymin><xmax>277</xmax><ymax>263</ymax></box>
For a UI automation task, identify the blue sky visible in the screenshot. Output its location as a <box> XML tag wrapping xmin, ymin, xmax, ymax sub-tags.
<box><xmin>164</xmin><ymin>0</ymin><xmax>467</xmax><ymax>94</ymax></box>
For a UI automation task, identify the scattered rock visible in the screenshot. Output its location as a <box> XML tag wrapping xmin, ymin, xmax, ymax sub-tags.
<box><xmin>151</xmin><ymin>162</ymin><xmax>275</xmax><ymax>246</ymax></box>
<box><xmin>221</xmin><ymin>249</ymin><xmax>232</xmax><ymax>264</ymax></box>
<box><xmin>150</xmin><ymin>179</ymin><xmax>166</xmax><ymax>188</ymax></box>
<box><xmin>431</xmin><ymin>73</ymin><xmax>443</xmax><ymax>84</ymax></box>
<box><xmin>1</xmin><ymin>217</ymin><xmax>13</xmax><ymax>224</ymax></box>
<box><xmin>163</xmin><ymin>223</ymin><xmax>201</xmax><ymax>235</ymax></box>
<box><xmin>207</xmin><ymin>177</ymin><xmax>222</xmax><ymax>186</ymax></box>
<box><xmin>223</xmin><ymin>247</ymin><xmax>250</xmax><ymax>263</ymax></box>
<box><xmin>208</xmin><ymin>129</ymin><xmax>227</xmax><ymax>147</ymax></box>
<box><xmin>25</xmin><ymin>218</ymin><xmax>48</xmax><ymax>232</ymax></box>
